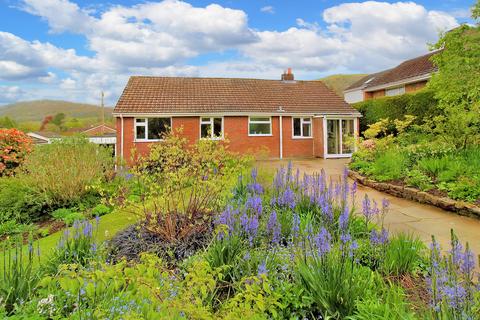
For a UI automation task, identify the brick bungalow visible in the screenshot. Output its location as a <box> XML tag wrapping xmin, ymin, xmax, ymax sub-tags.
<box><xmin>113</xmin><ymin>70</ymin><xmax>361</xmax><ymax>164</ymax></box>
<box><xmin>344</xmin><ymin>51</ymin><xmax>439</xmax><ymax>103</ymax></box>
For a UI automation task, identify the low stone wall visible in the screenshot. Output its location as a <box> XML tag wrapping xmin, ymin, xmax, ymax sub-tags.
<box><xmin>348</xmin><ymin>170</ymin><xmax>480</xmax><ymax>219</ymax></box>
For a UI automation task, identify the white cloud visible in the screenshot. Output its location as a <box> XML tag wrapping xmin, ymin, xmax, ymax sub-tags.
<box><xmin>0</xmin><ymin>86</ymin><xmax>25</xmax><ymax>103</ymax></box>
<box><xmin>0</xmin><ymin>0</ymin><xmax>460</xmax><ymax>105</ymax></box>
<box><xmin>261</xmin><ymin>6</ymin><xmax>275</xmax><ymax>14</ymax></box>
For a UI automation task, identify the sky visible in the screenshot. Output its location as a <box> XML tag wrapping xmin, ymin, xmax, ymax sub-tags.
<box><xmin>0</xmin><ymin>0</ymin><xmax>475</xmax><ymax>106</ymax></box>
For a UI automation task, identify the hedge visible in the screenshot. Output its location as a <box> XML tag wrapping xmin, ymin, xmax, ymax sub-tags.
<box><xmin>353</xmin><ymin>89</ymin><xmax>440</xmax><ymax>133</ymax></box>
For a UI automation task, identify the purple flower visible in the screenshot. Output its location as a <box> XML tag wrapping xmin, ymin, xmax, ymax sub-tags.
<box><xmin>461</xmin><ymin>247</ymin><xmax>475</xmax><ymax>275</ymax></box>
<box><xmin>315</xmin><ymin>227</ymin><xmax>331</xmax><ymax>257</ymax></box>
<box><xmin>339</xmin><ymin>205</ymin><xmax>350</xmax><ymax>232</ymax></box>
<box><xmin>246</xmin><ymin>195</ymin><xmax>262</xmax><ymax>216</ymax></box>
<box><xmin>244</xmin><ymin>252</ymin><xmax>250</xmax><ymax>260</ymax></box>
<box><xmin>247</xmin><ymin>182</ymin><xmax>264</xmax><ymax>195</ymax></box>
<box><xmin>351</xmin><ymin>181</ymin><xmax>357</xmax><ymax>199</ymax></box>
<box><xmin>240</xmin><ymin>212</ymin><xmax>249</xmax><ymax>231</ymax></box>
<box><xmin>382</xmin><ymin>198</ymin><xmax>390</xmax><ymax>211</ymax></box>
<box><xmin>370</xmin><ymin>228</ymin><xmax>389</xmax><ymax>246</ymax></box>
<box><xmin>257</xmin><ymin>261</ymin><xmax>268</xmax><ymax>277</ymax></box>
<box><xmin>216</xmin><ymin>205</ymin><xmax>237</xmax><ymax>237</ymax></box>
<box><xmin>362</xmin><ymin>195</ymin><xmax>379</xmax><ymax>222</ymax></box>
<box><xmin>251</xmin><ymin>167</ymin><xmax>258</xmax><ymax>181</ymax></box>
<box><xmin>280</xmin><ymin>186</ymin><xmax>296</xmax><ymax>209</ymax></box>
<box><xmin>291</xmin><ymin>214</ymin><xmax>300</xmax><ymax>239</ymax></box>
<box><xmin>267</xmin><ymin>211</ymin><xmax>282</xmax><ymax>244</ymax></box>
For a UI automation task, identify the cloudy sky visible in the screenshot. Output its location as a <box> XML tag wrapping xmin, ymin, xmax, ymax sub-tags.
<box><xmin>0</xmin><ymin>0</ymin><xmax>474</xmax><ymax>105</ymax></box>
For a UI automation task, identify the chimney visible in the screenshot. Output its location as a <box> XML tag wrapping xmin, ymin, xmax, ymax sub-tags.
<box><xmin>281</xmin><ymin>68</ymin><xmax>294</xmax><ymax>81</ymax></box>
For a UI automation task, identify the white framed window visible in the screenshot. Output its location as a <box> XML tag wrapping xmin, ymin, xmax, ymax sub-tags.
<box><xmin>385</xmin><ymin>86</ymin><xmax>405</xmax><ymax>97</ymax></box>
<box><xmin>292</xmin><ymin>117</ymin><xmax>312</xmax><ymax>138</ymax></box>
<box><xmin>200</xmin><ymin>117</ymin><xmax>223</xmax><ymax>139</ymax></box>
<box><xmin>135</xmin><ymin>118</ymin><xmax>171</xmax><ymax>141</ymax></box>
<box><xmin>248</xmin><ymin>117</ymin><xmax>272</xmax><ymax>136</ymax></box>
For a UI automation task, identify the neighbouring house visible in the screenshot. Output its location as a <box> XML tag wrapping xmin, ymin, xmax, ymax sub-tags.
<box><xmin>344</xmin><ymin>51</ymin><xmax>438</xmax><ymax>103</ymax></box>
<box><xmin>28</xmin><ymin>124</ymin><xmax>116</xmax><ymax>152</ymax></box>
<box><xmin>113</xmin><ymin>70</ymin><xmax>361</xmax><ymax>164</ymax></box>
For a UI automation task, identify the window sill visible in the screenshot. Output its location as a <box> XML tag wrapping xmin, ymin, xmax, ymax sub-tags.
<box><xmin>134</xmin><ymin>139</ymin><xmax>164</xmax><ymax>143</ymax></box>
<box><xmin>200</xmin><ymin>137</ymin><xmax>224</xmax><ymax>141</ymax></box>
<box><xmin>292</xmin><ymin>136</ymin><xmax>313</xmax><ymax>140</ymax></box>
<box><xmin>248</xmin><ymin>134</ymin><xmax>273</xmax><ymax>137</ymax></box>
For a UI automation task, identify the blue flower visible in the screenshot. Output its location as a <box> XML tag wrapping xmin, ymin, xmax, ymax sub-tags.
<box><xmin>315</xmin><ymin>227</ymin><xmax>331</xmax><ymax>257</ymax></box>
<box><xmin>257</xmin><ymin>261</ymin><xmax>268</xmax><ymax>277</ymax></box>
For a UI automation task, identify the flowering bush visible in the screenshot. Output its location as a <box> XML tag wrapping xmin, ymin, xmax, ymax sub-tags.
<box><xmin>0</xmin><ymin>128</ymin><xmax>32</xmax><ymax>177</ymax></box>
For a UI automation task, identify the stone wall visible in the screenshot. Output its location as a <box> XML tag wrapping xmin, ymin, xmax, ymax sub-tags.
<box><xmin>348</xmin><ymin>170</ymin><xmax>480</xmax><ymax>219</ymax></box>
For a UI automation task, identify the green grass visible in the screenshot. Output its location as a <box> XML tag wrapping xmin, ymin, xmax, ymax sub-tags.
<box><xmin>0</xmin><ymin>209</ymin><xmax>137</xmax><ymax>268</ymax></box>
<box><xmin>319</xmin><ymin>74</ymin><xmax>367</xmax><ymax>96</ymax></box>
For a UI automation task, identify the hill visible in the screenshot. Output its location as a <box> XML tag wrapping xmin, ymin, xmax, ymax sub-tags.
<box><xmin>320</xmin><ymin>74</ymin><xmax>367</xmax><ymax>97</ymax></box>
<box><xmin>0</xmin><ymin>100</ymin><xmax>114</xmax><ymax>122</ymax></box>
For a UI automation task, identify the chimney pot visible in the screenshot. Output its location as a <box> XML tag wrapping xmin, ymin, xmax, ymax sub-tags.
<box><xmin>281</xmin><ymin>68</ymin><xmax>294</xmax><ymax>81</ymax></box>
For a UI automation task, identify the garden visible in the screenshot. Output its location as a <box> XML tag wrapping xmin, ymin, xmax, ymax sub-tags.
<box><xmin>350</xmin><ymin>21</ymin><xmax>480</xmax><ymax>206</ymax></box>
<box><xmin>0</xmin><ymin>128</ymin><xmax>479</xmax><ymax>319</ymax></box>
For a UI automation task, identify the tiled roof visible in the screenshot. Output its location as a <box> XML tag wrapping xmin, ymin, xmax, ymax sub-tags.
<box><xmin>345</xmin><ymin>51</ymin><xmax>438</xmax><ymax>91</ymax></box>
<box><xmin>114</xmin><ymin>76</ymin><xmax>358</xmax><ymax>115</ymax></box>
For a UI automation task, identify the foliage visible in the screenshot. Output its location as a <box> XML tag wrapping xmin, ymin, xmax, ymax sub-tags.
<box><xmin>369</xmin><ymin>149</ymin><xmax>407</xmax><ymax>182</ymax></box>
<box><xmin>43</xmin><ymin>219</ymin><xmax>99</xmax><ymax>275</ymax></box>
<box><xmin>0</xmin><ymin>238</ymin><xmax>40</xmax><ymax>315</ymax></box>
<box><xmin>91</xmin><ymin>203</ymin><xmax>112</xmax><ymax>217</ymax></box>
<box><xmin>0</xmin><ymin>221</ymin><xmax>36</xmax><ymax>238</ymax></box>
<box><xmin>381</xmin><ymin>233</ymin><xmax>426</xmax><ymax>277</ymax></box>
<box><xmin>0</xmin><ymin>117</ymin><xmax>17</xmax><ymax>129</ymax></box>
<box><xmin>354</xmin><ymin>89</ymin><xmax>439</xmax><ymax>133</ymax></box>
<box><xmin>21</xmin><ymin>136</ymin><xmax>113</xmax><ymax>207</ymax></box>
<box><xmin>0</xmin><ymin>128</ymin><xmax>32</xmax><ymax>177</ymax></box>
<box><xmin>51</xmin><ymin>208</ymin><xmax>85</xmax><ymax>226</ymax></box>
<box><xmin>426</xmin><ymin>22</ymin><xmax>480</xmax><ymax>149</ymax></box>
<box><xmin>0</xmin><ymin>177</ymin><xmax>48</xmax><ymax>224</ymax></box>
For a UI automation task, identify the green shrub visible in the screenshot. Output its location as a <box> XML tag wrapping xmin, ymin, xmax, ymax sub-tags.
<box><xmin>91</xmin><ymin>203</ymin><xmax>112</xmax><ymax>217</ymax></box>
<box><xmin>21</xmin><ymin>136</ymin><xmax>113</xmax><ymax>207</ymax></box>
<box><xmin>51</xmin><ymin>208</ymin><xmax>85</xmax><ymax>226</ymax></box>
<box><xmin>381</xmin><ymin>233</ymin><xmax>426</xmax><ymax>276</ymax></box>
<box><xmin>370</xmin><ymin>150</ymin><xmax>407</xmax><ymax>182</ymax></box>
<box><xmin>417</xmin><ymin>157</ymin><xmax>450</xmax><ymax>180</ymax></box>
<box><xmin>0</xmin><ymin>221</ymin><xmax>36</xmax><ymax>237</ymax></box>
<box><xmin>0</xmin><ymin>177</ymin><xmax>47</xmax><ymax>224</ymax></box>
<box><xmin>354</xmin><ymin>89</ymin><xmax>439</xmax><ymax>133</ymax></box>
<box><xmin>438</xmin><ymin>177</ymin><xmax>480</xmax><ymax>202</ymax></box>
<box><xmin>405</xmin><ymin>169</ymin><xmax>433</xmax><ymax>191</ymax></box>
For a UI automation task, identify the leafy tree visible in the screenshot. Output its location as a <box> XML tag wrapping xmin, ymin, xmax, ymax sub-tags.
<box><xmin>0</xmin><ymin>128</ymin><xmax>32</xmax><ymax>176</ymax></box>
<box><xmin>51</xmin><ymin>112</ymin><xmax>66</xmax><ymax>131</ymax></box>
<box><xmin>473</xmin><ymin>0</ymin><xmax>480</xmax><ymax>20</ymax></box>
<box><xmin>427</xmin><ymin>8</ymin><xmax>480</xmax><ymax>149</ymax></box>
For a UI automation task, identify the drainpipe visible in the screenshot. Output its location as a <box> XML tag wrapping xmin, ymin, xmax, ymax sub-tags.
<box><xmin>120</xmin><ymin>115</ymin><xmax>124</xmax><ymax>167</ymax></box>
<box><xmin>279</xmin><ymin>115</ymin><xmax>283</xmax><ymax>159</ymax></box>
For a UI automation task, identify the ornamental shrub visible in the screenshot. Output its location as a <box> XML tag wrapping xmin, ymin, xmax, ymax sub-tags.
<box><xmin>0</xmin><ymin>128</ymin><xmax>32</xmax><ymax>177</ymax></box>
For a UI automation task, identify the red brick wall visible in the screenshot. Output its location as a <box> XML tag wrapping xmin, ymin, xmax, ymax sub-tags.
<box><xmin>313</xmin><ymin>117</ymin><xmax>324</xmax><ymax>158</ymax></box>
<box><xmin>117</xmin><ymin>115</ymin><xmax>327</xmax><ymax>164</ymax></box>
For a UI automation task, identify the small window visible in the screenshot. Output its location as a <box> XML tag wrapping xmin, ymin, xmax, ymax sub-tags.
<box><xmin>293</xmin><ymin>117</ymin><xmax>312</xmax><ymax>138</ymax></box>
<box><xmin>249</xmin><ymin>117</ymin><xmax>271</xmax><ymax>136</ymax></box>
<box><xmin>135</xmin><ymin>118</ymin><xmax>171</xmax><ymax>141</ymax></box>
<box><xmin>200</xmin><ymin>117</ymin><xmax>223</xmax><ymax>139</ymax></box>
<box><xmin>385</xmin><ymin>86</ymin><xmax>405</xmax><ymax>97</ymax></box>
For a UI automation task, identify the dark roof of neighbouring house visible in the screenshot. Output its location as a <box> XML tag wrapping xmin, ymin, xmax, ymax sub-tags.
<box><xmin>345</xmin><ymin>51</ymin><xmax>439</xmax><ymax>92</ymax></box>
<box><xmin>114</xmin><ymin>76</ymin><xmax>359</xmax><ymax>115</ymax></box>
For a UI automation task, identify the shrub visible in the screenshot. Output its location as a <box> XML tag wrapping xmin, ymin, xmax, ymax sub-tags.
<box><xmin>0</xmin><ymin>177</ymin><xmax>48</xmax><ymax>224</ymax></box>
<box><xmin>21</xmin><ymin>136</ymin><xmax>113</xmax><ymax>207</ymax></box>
<box><xmin>370</xmin><ymin>149</ymin><xmax>407</xmax><ymax>182</ymax></box>
<box><xmin>91</xmin><ymin>203</ymin><xmax>112</xmax><ymax>217</ymax></box>
<box><xmin>405</xmin><ymin>169</ymin><xmax>433</xmax><ymax>191</ymax></box>
<box><xmin>50</xmin><ymin>208</ymin><xmax>85</xmax><ymax>226</ymax></box>
<box><xmin>0</xmin><ymin>128</ymin><xmax>32</xmax><ymax>177</ymax></box>
<box><xmin>0</xmin><ymin>221</ymin><xmax>36</xmax><ymax>238</ymax></box>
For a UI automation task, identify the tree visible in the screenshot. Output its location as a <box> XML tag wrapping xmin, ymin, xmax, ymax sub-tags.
<box><xmin>0</xmin><ymin>116</ymin><xmax>17</xmax><ymax>129</ymax></box>
<box><xmin>473</xmin><ymin>0</ymin><xmax>480</xmax><ymax>20</ymax></box>
<box><xmin>427</xmin><ymin>9</ymin><xmax>480</xmax><ymax>149</ymax></box>
<box><xmin>0</xmin><ymin>128</ymin><xmax>32</xmax><ymax>176</ymax></box>
<box><xmin>51</xmin><ymin>112</ymin><xmax>66</xmax><ymax>131</ymax></box>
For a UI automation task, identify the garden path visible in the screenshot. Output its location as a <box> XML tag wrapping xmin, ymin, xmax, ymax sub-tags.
<box><xmin>258</xmin><ymin>159</ymin><xmax>480</xmax><ymax>257</ymax></box>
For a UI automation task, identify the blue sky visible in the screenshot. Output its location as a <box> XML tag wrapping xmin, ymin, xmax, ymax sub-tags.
<box><xmin>0</xmin><ymin>0</ymin><xmax>475</xmax><ymax>105</ymax></box>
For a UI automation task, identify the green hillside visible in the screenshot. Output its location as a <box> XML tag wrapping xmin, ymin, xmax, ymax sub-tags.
<box><xmin>0</xmin><ymin>100</ymin><xmax>114</xmax><ymax>122</ymax></box>
<box><xmin>320</xmin><ymin>74</ymin><xmax>367</xmax><ymax>96</ymax></box>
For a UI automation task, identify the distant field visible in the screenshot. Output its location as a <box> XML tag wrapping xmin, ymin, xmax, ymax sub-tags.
<box><xmin>0</xmin><ymin>100</ymin><xmax>114</xmax><ymax>122</ymax></box>
<box><xmin>319</xmin><ymin>74</ymin><xmax>367</xmax><ymax>96</ymax></box>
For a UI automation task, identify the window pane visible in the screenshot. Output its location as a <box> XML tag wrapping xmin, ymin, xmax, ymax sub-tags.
<box><xmin>302</xmin><ymin>122</ymin><xmax>311</xmax><ymax>137</ymax></box>
<box><xmin>213</xmin><ymin>118</ymin><xmax>222</xmax><ymax>137</ymax></box>
<box><xmin>327</xmin><ymin>120</ymin><xmax>340</xmax><ymax>154</ymax></box>
<box><xmin>250</xmin><ymin>117</ymin><xmax>270</xmax><ymax>122</ymax></box>
<box><xmin>136</xmin><ymin>118</ymin><xmax>146</xmax><ymax>123</ymax></box>
<box><xmin>201</xmin><ymin>123</ymin><xmax>211</xmax><ymax>138</ymax></box>
<box><xmin>136</xmin><ymin>126</ymin><xmax>146</xmax><ymax>140</ymax></box>
<box><xmin>148</xmin><ymin>118</ymin><xmax>170</xmax><ymax>140</ymax></box>
<box><xmin>293</xmin><ymin>118</ymin><xmax>301</xmax><ymax>136</ymax></box>
<box><xmin>201</xmin><ymin>117</ymin><xmax>211</xmax><ymax>123</ymax></box>
<box><xmin>303</xmin><ymin>117</ymin><xmax>311</xmax><ymax>123</ymax></box>
<box><xmin>249</xmin><ymin>123</ymin><xmax>271</xmax><ymax>135</ymax></box>
<box><xmin>342</xmin><ymin>120</ymin><xmax>355</xmax><ymax>154</ymax></box>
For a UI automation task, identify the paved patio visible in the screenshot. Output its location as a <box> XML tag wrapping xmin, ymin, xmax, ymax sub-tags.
<box><xmin>258</xmin><ymin>159</ymin><xmax>480</xmax><ymax>256</ymax></box>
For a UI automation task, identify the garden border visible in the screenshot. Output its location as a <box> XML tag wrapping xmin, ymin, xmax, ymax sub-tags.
<box><xmin>348</xmin><ymin>170</ymin><xmax>480</xmax><ymax>219</ymax></box>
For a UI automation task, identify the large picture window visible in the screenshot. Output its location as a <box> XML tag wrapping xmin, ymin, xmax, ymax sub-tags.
<box><xmin>200</xmin><ymin>117</ymin><xmax>223</xmax><ymax>139</ymax></box>
<box><xmin>385</xmin><ymin>86</ymin><xmax>405</xmax><ymax>97</ymax></box>
<box><xmin>135</xmin><ymin>118</ymin><xmax>171</xmax><ymax>141</ymax></box>
<box><xmin>293</xmin><ymin>117</ymin><xmax>312</xmax><ymax>138</ymax></box>
<box><xmin>249</xmin><ymin>117</ymin><xmax>271</xmax><ymax>136</ymax></box>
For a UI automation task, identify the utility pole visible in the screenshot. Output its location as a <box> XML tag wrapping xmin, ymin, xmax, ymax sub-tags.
<box><xmin>101</xmin><ymin>91</ymin><xmax>105</xmax><ymax>135</ymax></box>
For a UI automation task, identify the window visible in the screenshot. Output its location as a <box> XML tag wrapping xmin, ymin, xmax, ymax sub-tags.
<box><xmin>293</xmin><ymin>117</ymin><xmax>312</xmax><ymax>138</ymax></box>
<box><xmin>385</xmin><ymin>86</ymin><xmax>405</xmax><ymax>97</ymax></box>
<box><xmin>249</xmin><ymin>117</ymin><xmax>271</xmax><ymax>136</ymax></box>
<box><xmin>200</xmin><ymin>117</ymin><xmax>223</xmax><ymax>139</ymax></box>
<box><xmin>135</xmin><ymin>118</ymin><xmax>171</xmax><ymax>141</ymax></box>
